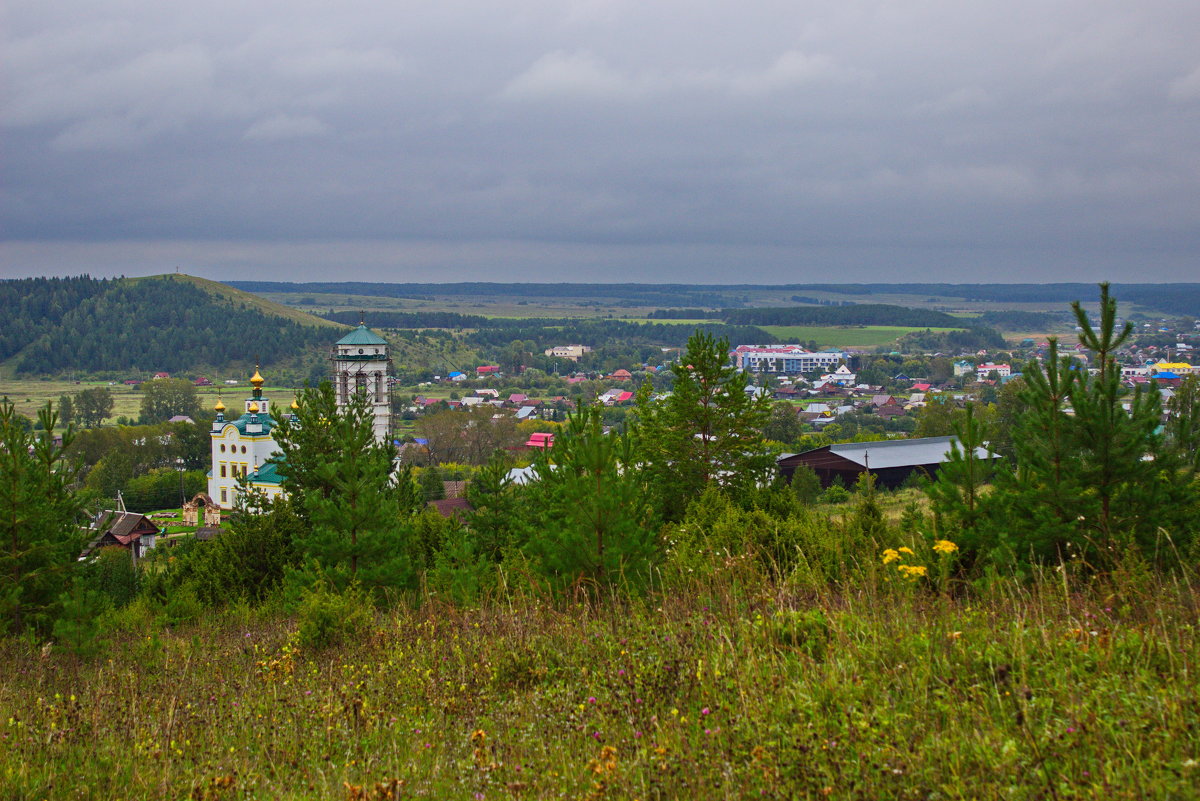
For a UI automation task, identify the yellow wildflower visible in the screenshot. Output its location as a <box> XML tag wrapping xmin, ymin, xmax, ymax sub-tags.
<box><xmin>897</xmin><ymin>564</ymin><xmax>928</xmax><ymax>579</ymax></box>
<box><xmin>882</xmin><ymin>549</ymin><xmax>900</xmax><ymax>564</ymax></box>
<box><xmin>898</xmin><ymin>547</ymin><xmax>915</xmax><ymax>555</ymax></box>
<box><xmin>933</xmin><ymin>540</ymin><xmax>959</xmax><ymax>555</ymax></box>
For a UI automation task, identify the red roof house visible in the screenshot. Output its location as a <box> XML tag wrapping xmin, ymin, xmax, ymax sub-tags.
<box><xmin>526</xmin><ymin>432</ymin><xmax>555</xmax><ymax>449</ymax></box>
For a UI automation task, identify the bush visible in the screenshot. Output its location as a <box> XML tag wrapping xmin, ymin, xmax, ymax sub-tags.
<box><xmin>820</xmin><ymin>485</ymin><xmax>850</xmax><ymax>504</ymax></box>
<box><xmin>295</xmin><ymin>584</ymin><xmax>373</xmax><ymax>651</ymax></box>
<box><xmin>162</xmin><ymin>582</ymin><xmax>203</xmax><ymax>627</ymax></box>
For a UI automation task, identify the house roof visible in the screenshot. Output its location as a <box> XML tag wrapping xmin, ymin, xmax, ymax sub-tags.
<box><xmin>336</xmin><ymin>324</ymin><xmax>388</xmax><ymax>346</ymax></box>
<box><xmin>96</xmin><ymin>511</ymin><xmax>159</xmax><ymax>545</ymax></box>
<box><xmin>779</xmin><ymin>436</ymin><xmax>994</xmax><ymax>471</ymax></box>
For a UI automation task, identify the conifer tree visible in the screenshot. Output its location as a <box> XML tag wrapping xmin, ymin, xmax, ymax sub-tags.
<box><xmin>524</xmin><ymin>403</ymin><xmax>659</xmax><ymax>591</ymax></box>
<box><xmin>631</xmin><ymin>331</ymin><xmax>772</xmax><ymax>521</ymax></box>
<box><xmin>926</xmin><ymin>402</ymin><xmax>994</xmax><ymax>545</ymax></box>
<box><xmin>0</xmin><ymin>401</ymin><xmax>83</xmax><ymax>634</ymax></box>
<box><xmin>1067</xmin><ymin>284</ymin><xmax>1174</xmax><ymax>558</ymax></box>
<box><xmin>273</xmin><ymin>382</ymin><xmax>414</xmax><ymax>599</ymax></box>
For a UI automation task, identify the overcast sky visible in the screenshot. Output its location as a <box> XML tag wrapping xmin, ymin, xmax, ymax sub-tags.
<box><xmin>3</xmin><ymin>0</ymin><xmax>1199</xmax><ymax>284</ymax></box>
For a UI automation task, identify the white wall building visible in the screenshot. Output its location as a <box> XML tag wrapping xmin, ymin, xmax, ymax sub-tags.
<box><xmin>732</xmin><ymin>345</ymin><xmax>846</xmax><ymax>374</ymax></box>
<box><xmin>332</xmin><ymin>324</ymin><xmax>392</xmax><ymax>442</ymax></box>
<box><xmin>207</xmin><ymin>367</ymin><xmax>287</xmax><ymax>509</ymax></box>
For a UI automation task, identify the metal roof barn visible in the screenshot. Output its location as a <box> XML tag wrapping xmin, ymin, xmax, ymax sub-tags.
<box><xmin>777</xmin><ymin>436</ymin><xmax>998</xmax><ymax>489</ymax></box>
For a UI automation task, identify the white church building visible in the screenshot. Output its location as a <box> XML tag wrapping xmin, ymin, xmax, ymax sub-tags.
<box><xmin>207</xmin><ymin>324</ymin><xmax>392</xmax><ymax>509</ymax></box>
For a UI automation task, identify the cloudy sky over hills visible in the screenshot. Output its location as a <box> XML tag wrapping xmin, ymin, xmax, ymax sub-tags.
<box><xmin>3</xmin><ymin>0</ymin><xmax>1199</xmax><ymax>283</ymax></box>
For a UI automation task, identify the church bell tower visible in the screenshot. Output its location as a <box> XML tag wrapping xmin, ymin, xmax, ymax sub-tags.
<box><xmin>331</xmin><ymin>322</ymin><xmax>392</xmax><ymax>442</ymax></box>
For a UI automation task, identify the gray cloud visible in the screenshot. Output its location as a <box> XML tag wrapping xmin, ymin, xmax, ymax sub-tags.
<box><xmin>3</xmin><ymin>0</ymin><xmax>1200</xmax><ymax>283</ymax></box>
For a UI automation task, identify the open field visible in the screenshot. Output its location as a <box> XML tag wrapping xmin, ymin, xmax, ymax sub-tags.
<box><xmin>0</xmin><ymin>378</ymin><xmax>296</xmax><ymax>425</ymax></box>
<box><xmin>4</xmin><ymin>563</ymin><xmax>1196</xmax><ymax>800</ymax></box>
<box><xmin>761</xmin><ymin>325</ymin><xmax>966</xmax><ymax>349</ymax></box>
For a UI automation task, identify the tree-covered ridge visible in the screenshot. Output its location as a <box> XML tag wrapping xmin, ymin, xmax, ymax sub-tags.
<box><xmin>0</xmin><ymin>276</ymin><xmax>110</xmax><ymax>362</ymax></box>
<box><xmin>12</xmin><ymin>277</ymin><xmax>338</xmax><ymax>375</ymax></box>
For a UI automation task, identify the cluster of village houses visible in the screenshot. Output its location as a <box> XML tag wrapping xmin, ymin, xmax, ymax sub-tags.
<box><xmin>83</xmin><ymin>322</ymin><xmax>1198</xmax><ymax>562</ymax></box>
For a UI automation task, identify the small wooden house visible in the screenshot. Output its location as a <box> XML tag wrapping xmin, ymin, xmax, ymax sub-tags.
<box><xmin>83</xmin><ymin>511</ymin><xmax>160</xmax><ymax>560</ymax></box>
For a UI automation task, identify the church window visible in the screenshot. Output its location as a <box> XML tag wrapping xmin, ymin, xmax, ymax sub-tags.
<box><xmin>220</xmin><ymin>489</ymin><xmax>227</xmax><ymax>504</ymax></box>
<box><xmin>219</xmin><ymin>444</ymin><xmax>225</xmax><ymax>453</ymax></box>
<box><xmin>220</xmin><ymin>464</ymin><xmax>226</xmax><ymax>478</ymax></box>
<box><xmin>241</xmin><ymin>445</ymin><xmax>247</xmax><ymax>454</ymax></box>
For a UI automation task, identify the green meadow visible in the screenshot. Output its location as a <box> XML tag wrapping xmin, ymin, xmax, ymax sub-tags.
<box><xmin>4</xmin><ymin>558</ymin><xmax>1196</xmax><ymax>800</ymax></box>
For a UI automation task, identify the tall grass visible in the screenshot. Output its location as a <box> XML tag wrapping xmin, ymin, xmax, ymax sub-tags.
<box><xmin>3</xmin><ymin>556</ymin><xmax>1197</xmax><ymax>799</ymax></box>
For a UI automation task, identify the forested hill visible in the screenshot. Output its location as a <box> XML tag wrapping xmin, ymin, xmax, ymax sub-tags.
<box><xmin>2</xmin><ymin>275</ymin><xmax>342</xmax><ymax>376</ymax></box>
<box><xmin>0</xmin><ymin>276</ymin><xmax>111</xmax><ymax>364</ymax></box>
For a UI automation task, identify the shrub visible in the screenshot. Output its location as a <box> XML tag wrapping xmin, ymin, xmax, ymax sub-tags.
<box><xmin>820</xmin><ymin>485</ymin><xmax>850</xmax><ymax>504</ymax></box>
<box><xmin>296</xmin><ymin>584</ymin><xmax>373</xmax><ymax>651</ymax></box>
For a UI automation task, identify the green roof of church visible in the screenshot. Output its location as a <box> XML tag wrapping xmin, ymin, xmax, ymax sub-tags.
<box><xmin>248</xmin><ymin>461</ymin><xmax>284</xmax><ymax>486</ymax></box>
<box><xmin>222</xmin><ymin>412</ymin><xmax>278</xmax><ymax>435</ymax></box>
<box><xmin>336</xmin><ymin>324</ymin><xmax>388</xmax><ymax>346</ymax></box>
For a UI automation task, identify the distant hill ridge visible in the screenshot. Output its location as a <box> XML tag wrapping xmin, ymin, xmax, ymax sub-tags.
<box><xmin>0</xmin><ymin>274</ymin><xmax>342</xmax><ymax>376</ymax></box>
<box><xmin>228</xmin><ymin>281</ymin><xmax>1200</xmax><ymax>317</ymax></box>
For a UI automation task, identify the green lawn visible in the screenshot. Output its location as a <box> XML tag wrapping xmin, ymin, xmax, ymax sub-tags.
<box><xmin>762</xmin><ymin>325</ymin><xmax>966</xmax><ymax>348</ymax></box>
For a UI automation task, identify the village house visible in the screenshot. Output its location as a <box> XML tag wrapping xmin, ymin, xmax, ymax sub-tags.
<box><xmin>82</xmin><ymin>511</ymin><xmax>161</xmax><ymax>560</ymax></box>
<box><xmin>544</xmin><ymin>344</ymin><xmax>592</xmax><ymax>362</ymax></box>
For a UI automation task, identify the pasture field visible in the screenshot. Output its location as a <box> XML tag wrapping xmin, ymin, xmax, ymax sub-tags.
<box><xmin>3</xmin><ymin>561</ymin><xmax>1196</xmax><ymax>800</ymax></box>
<box><xmin>0</xmin><ymin>378</ymin><xmax>295</xmax><ymax>426</ymax></box>
<box><xmin>761</xmin><ymin>325</ymin><xmax>966</xmax><ymax>349</ymax></box>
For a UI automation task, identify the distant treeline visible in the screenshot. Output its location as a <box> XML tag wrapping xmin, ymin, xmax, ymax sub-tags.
<box><xmin>895</xmin><ymin>327</ymin><xmax>1007</xmax><ymax>352</ymax></box>
<box><xmin>235</xmin><ymin>281</ymin><xmax>1200</xmax><ymax>317</ymax></box>
<box><xmin>790</xmin><ymin>283</ymin><xmax>1200</xmax><ymax>317</ymax></box>
<box><xmin>231</xmin><ymin>281</ymin><xmax>743</xmax><ymax>309</ymax></box>
<box><xmin>721</xmin><ymin>304</ymin><xmax>966</xmax><ymax>328</ymax></box>
<box><xmin>648</xmin><ymin>303</ymin><xmax>970</xmax><ymax>328</ymax></box>
<box><xmin>462</xmin><ymin>319</ymin><xmax>776</xmax><ymax>350</ymax></box>
<box><xmin>320</xmin><ymin>309</ymin><xmax>775</xmax><ymax>349</ymax></box>
<box><xmin>8</xmin><ymin>276</ymin><xmax>334</xmax><ymax>375</ymax></box>
<box><xmin>789</xmin><ymin>296</ymin><xmax>857</xmax><ymax>306</ymax></box>
<box><xmin>976</xmin><ymin>310</ymin><xmax>1066</xmax><ymax>331</ymax></box>
<box><xmin>324</xmin><ymin>310</ymin><xmax>490</xmax><ymax>329</ymax></box>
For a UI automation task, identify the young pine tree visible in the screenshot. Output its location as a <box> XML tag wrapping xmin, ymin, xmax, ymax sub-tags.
<box><xmin>0</xmin><ymin>401</ymin><xmax>84</xmax><ymax>634</ymax></box>
<box><xmin>524</xmin><ymin>403</ymin><xmax>660</xmax><ymax>592</ymax></box>
<box><xmin>273</xmin><ymin>382</ymin><xmax>415</xmax><ymax>601</ymax></box>
<box><xmin>631</xmin><ymin>331</ymin><xmax>772</xmax><ymax>521</ymax></box>
<box><xmin>926</xmin><ymin>402</ymin><xmax>994</xmax><ymax>549</ymax></box>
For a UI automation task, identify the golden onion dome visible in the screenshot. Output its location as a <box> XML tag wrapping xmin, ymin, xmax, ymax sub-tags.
<box><xmin>248</xmin><ymin>401</ymin><xmax>260</xmax><ymax>414</ymax></box>
<box><xmin>250</xmin><ymin>366</ymin><xmax>265</xmax><ymax>388</ymax></box>
<box><xmin>214</xmin><ymin>398</ymin><xmax>226</xmax><ymax>412</ymax></box>
<box><xmin>291</xmin><ymin>399</ymin><xmax>300</xmax><ymax>410</ymax></box>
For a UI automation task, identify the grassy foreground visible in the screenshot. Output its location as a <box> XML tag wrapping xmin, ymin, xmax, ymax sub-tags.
<box><xmin>3</xmin><ymin>566</ymin><xmax>1198</xmax><ymax>800</ymax></box>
